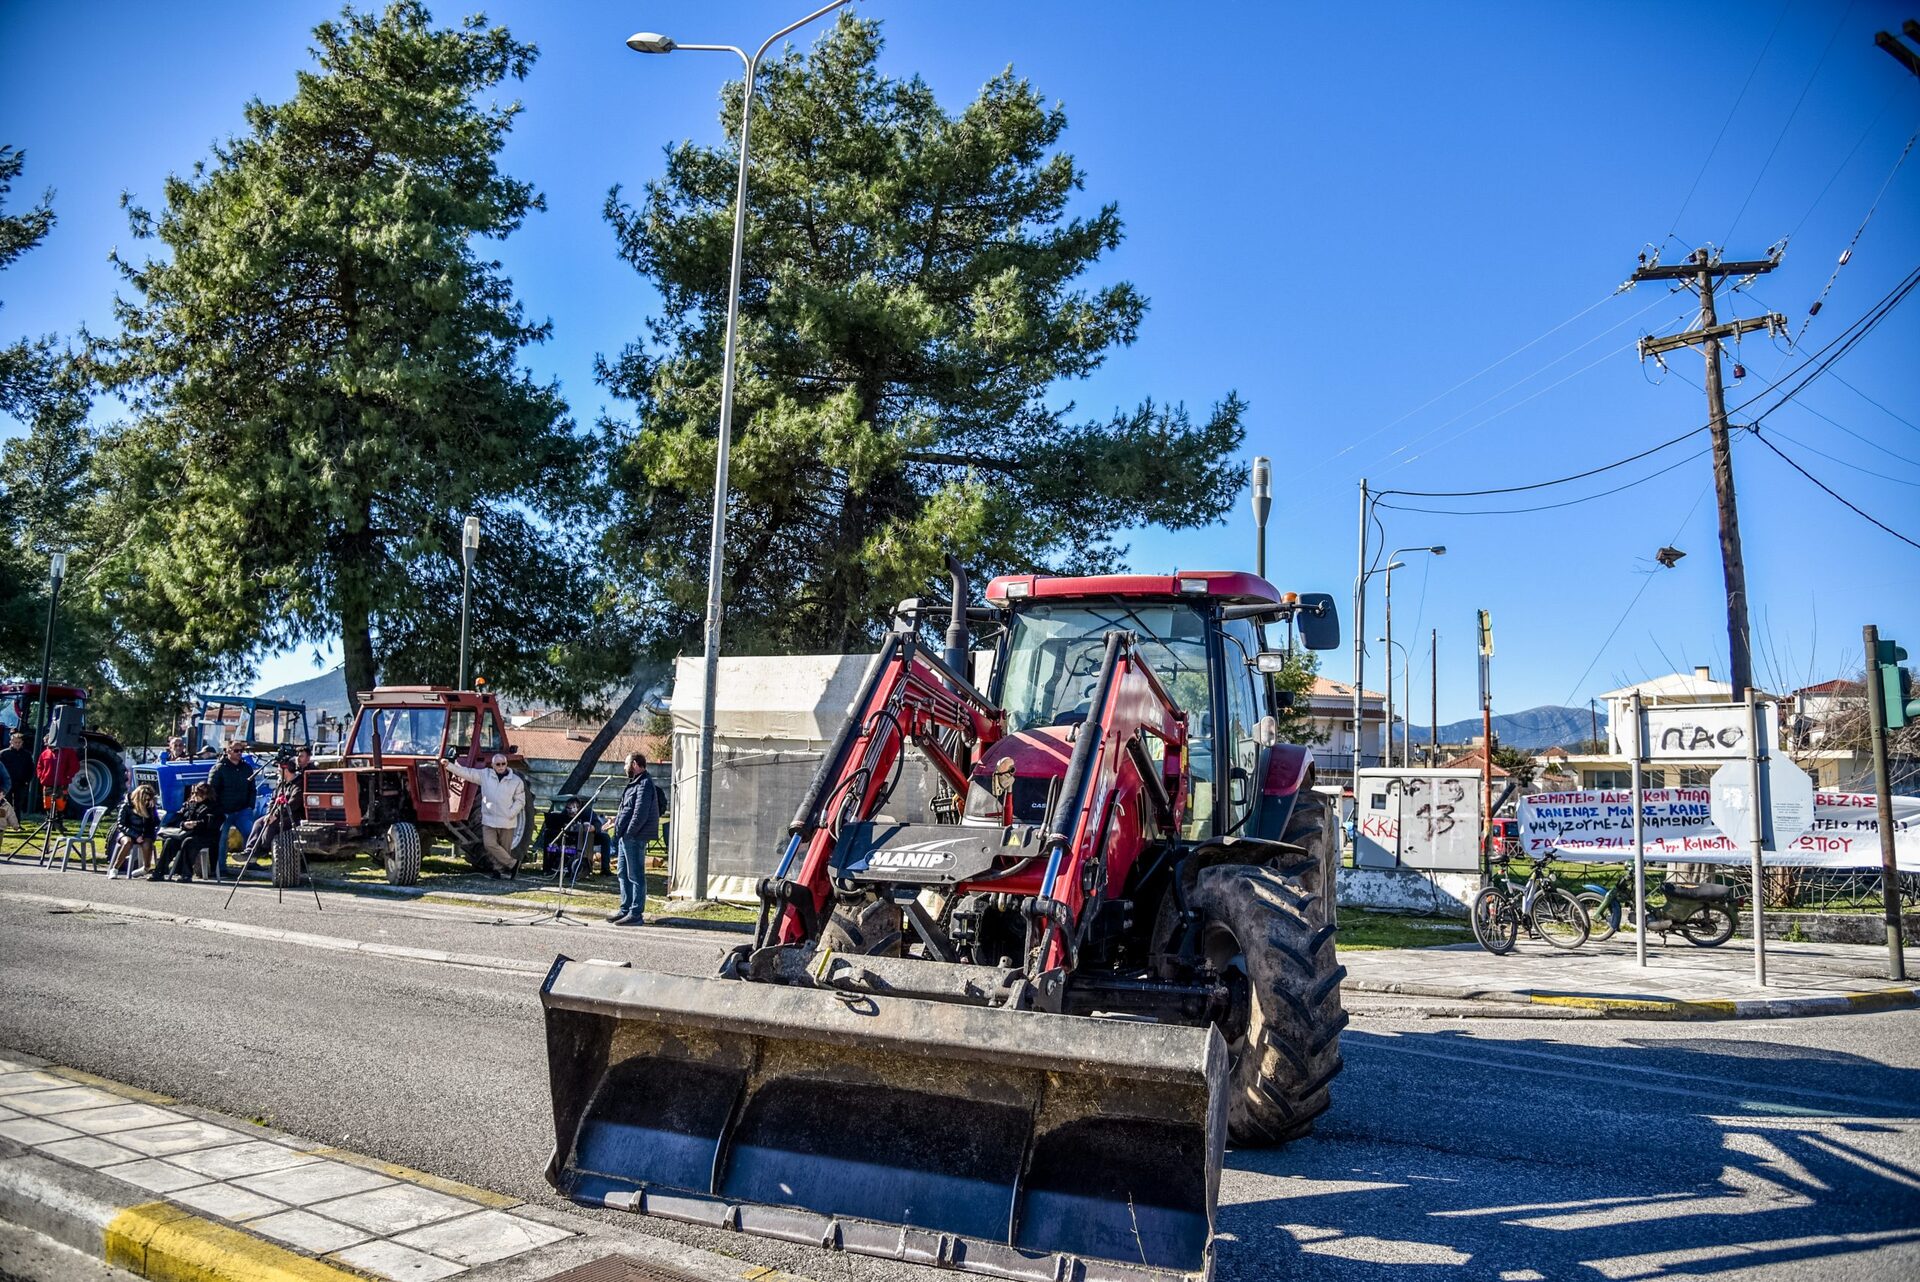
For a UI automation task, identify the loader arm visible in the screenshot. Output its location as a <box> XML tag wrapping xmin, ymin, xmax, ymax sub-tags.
<box><xmin>1028</xmin><ymin>630</ymin><xmax>1190</xmax><ymax>974</ymax></box>
<box><xmin>762</xmin><ymin>631</ymin><xmax>1005</xmax><ymax>947</ymax></box>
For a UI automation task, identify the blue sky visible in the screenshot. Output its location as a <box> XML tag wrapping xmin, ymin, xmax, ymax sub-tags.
<box><xmin>2</xmin><ymin>1</ymin><xmax>1916</xmax><ymax>722</ymax></box>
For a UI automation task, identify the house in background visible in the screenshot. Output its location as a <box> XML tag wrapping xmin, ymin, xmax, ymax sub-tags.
<box><xmin>1786</xmin><ymin>679</ymin><xmax>1880</xmax><ymax>790</ymax></box>
<box><xmin>1303</xmin><ymin>676</ymin><xmax>1386</xmax><ymax>785</ymax></box>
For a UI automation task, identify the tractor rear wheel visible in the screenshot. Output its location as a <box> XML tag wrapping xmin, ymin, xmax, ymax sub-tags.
<box><xmin>1278</xmin><ymin>787</ymin><xmax>1338</xmax><ymax>927</ymax></box>
<box><xmin>271</xmin><ymin>832</ymin><xmax>303</xmax><ymax>888</ymax></box>
<box><xmin>68</xmin><ymin>745</ymin><xmax>126</xmax><ymax>813</ymax></box>
<box><xmin>385</xmin><ymin>822</ymin><xmax>422</xmax><ymax>886</ymax></box>
<box><xmin>819</xmin><ymin>897</ymin><xmax>905</xmax><ymax>957</ymax></box>
<box><xmin>1188</xmin><ymin>863</ymin><xmax>1347</xmax><ymax>1147</ymax></box>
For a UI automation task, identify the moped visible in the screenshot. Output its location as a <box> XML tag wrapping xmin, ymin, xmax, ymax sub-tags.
<box><xmin>1576</xmin><ymin>873</ymin><xmax>1740</xmax><ymax>946</ymax></box>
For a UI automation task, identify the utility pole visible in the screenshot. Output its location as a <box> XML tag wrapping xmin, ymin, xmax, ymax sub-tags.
<box><xmin>1875</xmin><ymin>20</ymin><xmax>1920</xmax><ymax>78</ymax></box>
<box><xmin>1630</xmin><ymin>246</ymin><xmax>1786</xmax><ymax>699</ymax></box>
<box><xmin>1478</xmin><ymin>609</ymin><xmax>1494</xmax><ymax>873</ymax></box>
<box><xmin>1589</xmin><ymin>698</ymin><xmax>1599</xmax><ymax>749</ymax></box>
<box><xmin>1352</xmin><ymin>480</ymin><xmax>1368</xmax><ymax>796</ymax></box>
<box><xmin>1429</xmin><ymin>628</ymin><xmax>1438</xmax><ymax>767</ymax></box>
<box><xmin>1864</xmin><ymin>624</ymin><xmax>1909</xmax><ymax>980</ymax></box>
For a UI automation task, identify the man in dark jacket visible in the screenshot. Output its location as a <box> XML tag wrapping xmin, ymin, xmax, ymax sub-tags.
<box><xmin>206</xmin><ymin>740</ymin><xmax>258</xmax><ymax>880</ymax></box>
<box><xmin>608</xmin><ymin>752</ymin><xmax>659</xmax><ymax>926</ymax></box>
<box><xmin>0</xmin><ymin>732</ymin><xmax>31</xmax><ymax>817</ymax></box>
<box><xmin>237</xmin><ymin>756</ymin><xmax>303</xmax><ymax>870</ymax></box>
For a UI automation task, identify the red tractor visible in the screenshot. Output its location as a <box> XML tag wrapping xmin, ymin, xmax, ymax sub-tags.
<box><xmin>542</xmin><ymin>567</ymin><xmax>1344</xmax><ymax>1282</ymax></box>
<box><xmin>0</xmin><ymin>681</ymin><xmax>127</xmax><ymax>812</ymax></box>
<box><xmin>287</xmin><ymin>687</ymin><xmax>532</xmax><ymax>888</ymax></box>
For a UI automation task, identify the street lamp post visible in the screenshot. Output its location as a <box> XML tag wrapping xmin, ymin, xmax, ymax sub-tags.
<box><xmin>33</xmin><ymin>550</ymin><xmax>68</xmax><ymax>764</ymax></box>
<box><xmin>1378</xmin><ymin>544</ymin><xmax>1444</xmax><ymax>771</ymax></box>
<box><xmin>1379</xmin><ymin>637</ymin><xmax>1411</xmax><ymax>769</ymax></box>
<box><xmin>458</xmin><ymin>515</ymin><xmax>480</xmax><ymax>689</ymax></box>
<box><xmin>628</xmin><ymin>0</ymin><xmax>852</xmax><ymax>902</ymax></box>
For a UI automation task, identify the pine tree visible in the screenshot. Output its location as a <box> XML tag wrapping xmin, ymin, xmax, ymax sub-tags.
<box><xmin>95</xmin><ymin>3</ymin><xmax>620</xmax><ymax>704</ymax></box>
<box><xmin>600</xmin><ymin>15</ymin><xmax>1245</xmax><ymax>656</ymax></box>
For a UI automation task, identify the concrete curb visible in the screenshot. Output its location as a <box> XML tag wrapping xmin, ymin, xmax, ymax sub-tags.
<box><xmin>1</xmin><ymin>1047</ymin><xmax>817</xmax><ymax>1282</ymax></box>
<box><xmin>0</xmin><ymin>1143</ymin><xmax>358</xmax><ymax>1280</ymax></box>
<box><xmin>1348</xmin><ymin>976</ymin><xmax>1920</xmax><ymax>1020</ymax></box>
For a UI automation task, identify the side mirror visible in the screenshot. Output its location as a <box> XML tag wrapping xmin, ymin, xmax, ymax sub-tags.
<box><xmin>1273</xmin><ymin>689</ymin><xmax>1297</xmax><ymax>711</ymax></box>
<box><xmin>1229</xmin><ymin>766</ymin><xmax>1250</xmax><ymax>806</ymax></box>
<box><xmin>1296</xmin><ymin>593</ymin><xmax>1340</xmax><ymax>651</ymax></box>
<box><xmin>1253</xmin><ymin>715</ymin><xmax>1278</xmax><ymax>748</ymax></box>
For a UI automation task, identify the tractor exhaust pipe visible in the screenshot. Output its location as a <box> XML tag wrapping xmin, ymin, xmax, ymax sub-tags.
<box><xmin>943</xmin><ymin>554</ymin><xmax>970</xmax><ymax>688</ymax></box>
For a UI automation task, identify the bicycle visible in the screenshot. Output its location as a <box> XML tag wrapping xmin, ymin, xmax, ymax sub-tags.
<box><xmin>1471</xmin><ymin>853</ymin><xmax>1589</xmax><ymax>954</ymax></box>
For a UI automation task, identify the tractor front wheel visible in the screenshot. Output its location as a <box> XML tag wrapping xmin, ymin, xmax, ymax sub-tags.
<box><xmin>819</xmin><ymin>897</ymin><xmax>905</xmax><ymax>956</ymax></box>
<box><xmin>1188</xmin><ymin>863</ymin><xmax>1347</xmax><ymax>1147</ymax></box>
<box><xmin>384</xmin><ymin>822</ymin><xmax>422</xmax><ymax>886</ymax></box>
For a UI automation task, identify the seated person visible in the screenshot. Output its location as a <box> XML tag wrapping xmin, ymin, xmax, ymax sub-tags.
<box><xmin>151</xmin><ymin>782</ymin><xmax>218</xmax><ymax>882</ymax></box>
<box><xmin>237</xmin><ymin>756</ymin><xmax>303</xmax><ymax>867</ymax></box>
<box><xmin>158</xmin><ymin>735</ymin><xmax>190</xmax><ymax>763</ymax></box>
<box><xmin>107</xmin><ymin>785</ymin><xmax>161</xmax><ymax>877</ymax></box>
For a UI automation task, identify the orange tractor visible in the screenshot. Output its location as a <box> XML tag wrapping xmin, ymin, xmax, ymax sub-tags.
<box><xmin>285</xmin><ymin>686</ymin><xmax>531</xmax><ymax>887</ymax></box>
<box><xmin>543</xmin><ymin>567</ymin><xmax>1344</xmax><ymax>1282</ymax></box>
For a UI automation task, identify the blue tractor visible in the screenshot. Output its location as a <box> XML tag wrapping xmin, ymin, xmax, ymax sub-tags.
<box><xmin>136</xmin><ymin>694</ymin><xmax>312</xmax><ymax>824</ymax></box>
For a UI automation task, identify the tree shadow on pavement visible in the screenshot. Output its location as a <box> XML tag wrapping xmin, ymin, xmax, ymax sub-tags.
<box><xmin>1218</xmin><ymin>1026</ymin><xmax>1920</xmax><ymax>1281</ymax></box>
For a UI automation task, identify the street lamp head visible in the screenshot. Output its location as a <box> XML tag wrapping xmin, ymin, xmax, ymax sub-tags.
<box><xmin>47</xmin><ymin>551</ymin><xmax>67</xmax><ymax>582</ymax></box>
<box><xmin>1383</xmin><ymin>560</ymin><xmax>1406</xmax><ymax>573</ymax></box>
<box><xmin>1429</xmin><ymin>545</ymin><xmax>1447</xmax><ymax>555</ymax></box>
<box><xmin>462</xmin><ymin>514</ymin><xmax>481</xmax><ymax>553</ymax></box>
<box><xmin>1251</xmin><ymin>456</ymin><xmax>1271</xmax><ymax>499</ymax></box>
<box><xmin>626</xmin><ymin>31</ymin><xmax>676</xmax><ymax>53</ymax></box>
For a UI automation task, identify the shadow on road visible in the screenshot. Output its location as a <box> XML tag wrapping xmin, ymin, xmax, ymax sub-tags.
<box><xmin>1219</xmin><ymin>1026</ymin><xmax>1920</xmax><ymax>1280</ymax></box>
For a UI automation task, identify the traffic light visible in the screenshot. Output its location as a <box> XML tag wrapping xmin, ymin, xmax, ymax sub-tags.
<box><xmin>1875</xmin><ymin>639</ymin><xmax>1919</xmax><ymax>730</ymax></box>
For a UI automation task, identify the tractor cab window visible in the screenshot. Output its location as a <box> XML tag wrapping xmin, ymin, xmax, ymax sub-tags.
<box><xmin>444</xmin><ymin>709</ymin><xmax>476</xmax><ymax>760</ymax></box>
<box><xmin>477</xmin><ymin>712</ymin><xmax>503</xmax><ymax>754</ymax></box>
<box><xmin>1000</xmin><ymin>602</ymin><xmax>1215</xmax><ymax>834</ymax></box>
<box><xmin>352</xmin><ymin>707</ymin><xmax>448</xmax><ymax>757</ymax></box>
<box><xmin>1220</xmin><ymin>617</ymin><xmax>1263</xmax><ymax>834</ymax></box>
<box><xmin>0</xmin><ymin>701</ymin><xmax>18</xmax><ymax>732</ymax></box>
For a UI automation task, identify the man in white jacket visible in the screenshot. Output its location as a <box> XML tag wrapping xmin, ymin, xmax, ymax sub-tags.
<box><xmin>447</xmin><ymin>752</ymin><xmax>526</xmax><ymax>877</ymax></box>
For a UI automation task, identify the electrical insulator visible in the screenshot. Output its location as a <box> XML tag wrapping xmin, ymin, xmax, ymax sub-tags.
<box><xmin>1733</xmin><ymin>363</ymin><xmax>1746</xmax><ymax>379</ymax></box>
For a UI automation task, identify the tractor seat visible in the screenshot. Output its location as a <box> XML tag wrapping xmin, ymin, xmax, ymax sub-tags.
<box><xmin>1665</xmin><ymin>880</ymin><xmax>1734</xmax><ymax>902</ymax></box>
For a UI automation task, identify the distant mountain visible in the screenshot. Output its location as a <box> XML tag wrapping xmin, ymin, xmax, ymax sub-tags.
<box><xmin>256</xmin><ymin>667</ymin><xmax>353</xmax><ymax>720</ymax></box>
<box><xmin>1424</xmin><ymin>704</ymin><xmax>1605</xmax><ymax>751</ymax></box>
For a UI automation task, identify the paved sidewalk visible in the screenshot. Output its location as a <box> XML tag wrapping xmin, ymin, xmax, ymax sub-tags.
<box><xmin>1343</xmin><ymin>935</ymin><xmax>1920</xmax><ymax>1018</ymax></box>
<box><xmin>0</xmin><ymin>1049</ymin><xmax>804</xmax><ymax>1282</ymax></box>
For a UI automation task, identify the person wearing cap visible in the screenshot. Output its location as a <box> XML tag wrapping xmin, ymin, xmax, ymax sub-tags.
<box><xmin>206</xmin><ymin>740</ymin><xmax>258</xmax><ymax>879</ymax></box>
<box><xmin>446</xmin><ymin>752</ymin><xmax>526</xmax><ymax>879</ymax></box>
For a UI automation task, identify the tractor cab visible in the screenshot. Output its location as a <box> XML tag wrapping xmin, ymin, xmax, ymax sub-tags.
<box><xmin>981</xmin><ymin>571</ymin><xmax>1338</xmax><ymax>844</ymax></box>
<box><xmin>296</xmin><ymin>687</ymin><xmax>530</xmax><ymax>885</ymax></box>
<box><xmin>186</xmin><ymin>695</ymin><xmax>311</xmax><ymax>757</ymax></box>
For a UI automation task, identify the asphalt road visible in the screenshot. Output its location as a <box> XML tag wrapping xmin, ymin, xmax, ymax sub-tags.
<box><xmin>2</xmin><ymin>864</ymin><xmax>1917</xmax><ymax>1282</ymax></box>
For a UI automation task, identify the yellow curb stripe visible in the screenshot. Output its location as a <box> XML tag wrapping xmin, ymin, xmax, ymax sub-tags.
<box><xmin>1845</xmin><ymin>988</ymin><xmax>1920</xmax><ymax>1011</ymax></box>
<box><xmin>307</xmin><ymin>1148</ymin><xmax>519</xmax><ymax>1210</ymax></box>
<box><xmin>1529</xmin><ymin>994</ymin><xmax>1736</xmax><ymax>1017</ymax></box>
<box><xmin>105</xmin><ymin>1201</ymin><xmax>362</xmax><ymax>1281</ymax></box>
<box><xmin>48</xmin><ymin>1067</ymin><xmax>176</xmax><ymax>1104</ymax></box>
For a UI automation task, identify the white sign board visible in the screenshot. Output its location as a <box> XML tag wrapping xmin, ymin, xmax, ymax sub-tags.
<box><xmin>1355</xmin><ymin>769</ymin><xmax>1483</xmax><ymax>872</ymax></box>
<box><xmin>1709</xmin><ymin>756</ymin><xmax>1816</xmax><ymax>850</ymax></box>
<box><xmin>1518</xmin><ymin>787</ymin><xmax>1920</xmax><ymax>868</ymax></box>
<box><xmin>1614</xmin><ymin>700</ymin><xmax>1779</xmax><ymax>760</ymax></box>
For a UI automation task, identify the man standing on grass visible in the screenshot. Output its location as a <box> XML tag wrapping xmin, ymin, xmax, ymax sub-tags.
<box><xmin>609</xmin><ymin>751</ymin><xmax>659</xmax><ymax>926</ymax></box>
<box><xmin>447</xmin><ymin>752</ymin><xmax>526</xmax><ymax>879</ymax></box>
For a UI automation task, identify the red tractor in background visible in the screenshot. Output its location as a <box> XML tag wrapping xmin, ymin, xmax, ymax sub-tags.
<box><xmin>286</xmin><ymin>686</ymin><xmax>531</xmax><ymax>887</ymax></box>
<box><xmin>542</xmin><ymin>566</ymin><xmax>1344</xmax><ymax>1282</ymax></box>
<box><xmin>0</xmin><ymin>681</ymin><xmax>128</xmax><ymax>813</ymax></box>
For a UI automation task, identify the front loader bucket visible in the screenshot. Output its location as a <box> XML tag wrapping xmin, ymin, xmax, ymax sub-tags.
<box><xmin>542</xmin><ymin>958</ymin><xmax>1227</xmax><ymax>1282</ymax></box>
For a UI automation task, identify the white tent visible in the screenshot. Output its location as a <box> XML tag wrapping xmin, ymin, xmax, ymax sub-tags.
<box><xmin>666</xmin><ymin>654</ymin><xmax>875</xmax><ymax>903</ymax></box>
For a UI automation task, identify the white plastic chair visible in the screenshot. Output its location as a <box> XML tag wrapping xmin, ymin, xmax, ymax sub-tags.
<box><xmin>49</xmin><ymin>806</ymin><xmax>109</xmax><ymax>873</ymax></box>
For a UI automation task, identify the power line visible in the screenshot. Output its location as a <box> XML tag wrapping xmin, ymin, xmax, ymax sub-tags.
<box><xmin>1377</xmin><ymin>446</ymin><xmax>1711</xmax><ymax>517</ymax></box>
<box><xmin>1752</xmin><ymin>431</ymin><xmax>1920</xmax><ymax>550</ymax></box>
<box><xmin>1379</xmin><ymin>261</ymin><xmax>1920</xmax><ymax>502</ymax></box>
<box><xmin>1726</xmin><ymin>0</ymin><xmax>1859</xmax><ymax>243</ymax></box>
<box><xmin>1766</xmin><ymin>424</ymin><xmax>1920</xmax><ymax>486</ymax></box>
<box><xmin>1830</xmin><ymin>370</ymin><xmax>1920</xmax><ymax>432</ymax></box>
<box><xmin>1671</xmin><ymin>0</ymin><xmax>1792</xmax><ymax>237</ymax></box>
<box><xmin>1795</xmin><ymin>117</ymin><xmax>1920</xmax><ymax>345</ymax></box>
